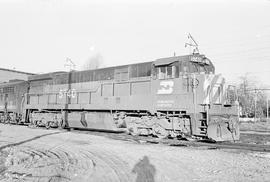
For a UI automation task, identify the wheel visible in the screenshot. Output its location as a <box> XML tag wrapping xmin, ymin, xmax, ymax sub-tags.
<box><xmin>50</xmin><ymin>121</ymin><xmax>57</xmax><ymax>128</ymax></box>
<box><xmin>139</xmin><ymin>128</ymin><xmax>150</xmax><ymax>136</ymax></box>
<box><xmin>54</xmin><ymin>120</ymin><xmax>59</xmax><ymax>128</ymax></box>
<box><xmin>129</xmin><ymin>125</ymin><xmax>140</xmax><ymax>136</ymax></box>
<box><xmin>32</xmin><ymin>120</ymin><xmax>38</xmax><ymax>127</ymax></box>
<box><xmin>169</xmin><ymin>130</ymin><xmax>178</xmax><ymax>138</ymax></box>
<box><xmin>45</xmin><ymin>121</ymin><xmax>50</xmax><ymax>129</ymax></box>
<box><xmin>152</xmin><ymin>124</ymin><xmax>168</xmax><ymax>139</ymax></box>
<box><xmin>37</xmin><ymin>120</ymin><xmax>43</xmax><ymax>127</ymax></box>
<box><xmin>59</xmin><ymin>119</ymin><xmax>66</xmax><ymax>129</ymax></box>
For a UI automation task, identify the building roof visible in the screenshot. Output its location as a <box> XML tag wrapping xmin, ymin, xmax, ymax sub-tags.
<box><xmin>0</xmin><ymin>80</ymin><xmax>27</xmax><ymax>87</ymax></box>
<box><xmin>28</xmin><ymin>71</ymin><xmax>66</xmax><ymax>81</ymax></box>
<box><xmin>0</xmin><ymin>67</ymin><xmax>35</xmax><ymax>75</ymax></box>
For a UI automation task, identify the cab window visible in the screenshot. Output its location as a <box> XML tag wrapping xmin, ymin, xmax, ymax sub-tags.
<box><xmin>157</xmin><ymin>65</ymin><xmax>178</xmax><ymax>79</ymax></box>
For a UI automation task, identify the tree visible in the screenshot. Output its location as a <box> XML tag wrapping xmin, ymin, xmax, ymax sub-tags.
<box><xmin>82</xmin><ymin>53</ymin><xmax>103</xmax><ymax>70</ymax></box>
<box><xmin>236</xmin><ymin>74</ymin><xmax>267</xmax><ymax>118</ymax></box>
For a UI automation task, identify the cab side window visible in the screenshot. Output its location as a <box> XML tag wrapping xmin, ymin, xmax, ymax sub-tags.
<box><xmin>167</xmin><ymin>66</ymin><xmax>172</xmax><ymax>78</ymax></box>
<box><xmin>157</xmin><ymin>64</ymin><xmax>179</xmax><ymax>80</ymax></box>
<box><xmin>158</xmin><ymin>67</ymin><xmax>166</xmax><ymax>79</ymax></box>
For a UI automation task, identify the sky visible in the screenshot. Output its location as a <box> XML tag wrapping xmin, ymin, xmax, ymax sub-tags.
<box><xmin>0</xmin><ymin>0</ymin><xmax>270</xmax><ymax>88</ymax></box>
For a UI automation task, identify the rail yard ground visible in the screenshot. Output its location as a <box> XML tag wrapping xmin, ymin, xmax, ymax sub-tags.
<box><xmin>1</xmin><ymin>123</ymin><xmax>270</xmax><ymax>182</ymax></box>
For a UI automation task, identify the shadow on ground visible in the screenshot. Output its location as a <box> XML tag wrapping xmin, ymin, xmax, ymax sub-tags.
<box><xmin>132</xmin><ymin>156</ymin><xmax>156</xmax><ymax>182</ymax></box>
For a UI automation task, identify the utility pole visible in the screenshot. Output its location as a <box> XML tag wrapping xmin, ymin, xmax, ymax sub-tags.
<box><xmin>267</xmin><ymin>95</ymin><xmax>269</xmax><ymax>120</ymax></box>
<box><xmin>254</xmin><ymin>89</ymin><xmax>257</xmax><ymax>122</ymax></box>
<box><xmin>243</xmin><ymin>80</ymin><xmax>247</xmax><ymax>116</ymax></box>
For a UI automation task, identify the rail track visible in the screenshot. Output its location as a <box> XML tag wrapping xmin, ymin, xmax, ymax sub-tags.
<box><xmin>2</xmin><ymin>123</ymin><xmax>270</xmax><ymax>153</ymax></box>
<box><xmin>70</xmin><ymin>129</ymin><xmax>270</xmax><ymax>153</ymax></box>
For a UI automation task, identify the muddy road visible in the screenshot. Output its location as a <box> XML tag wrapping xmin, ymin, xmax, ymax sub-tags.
<box><xmin>0</xmin><ymin>124</ymin><xmax>270</xmax><ymax>182</ymax></box>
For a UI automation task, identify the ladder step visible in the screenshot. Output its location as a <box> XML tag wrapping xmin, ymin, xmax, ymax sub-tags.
<box><xmin>196</xmin><ymin>133</ymin><xmax>207</xmax><ymax>136</ymax></box>
<box><xmin>200</xmin><ymin>104</ymin><xmax>209</xmax><ymax>106</ymax></box>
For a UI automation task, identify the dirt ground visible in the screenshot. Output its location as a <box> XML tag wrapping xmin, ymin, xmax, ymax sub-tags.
<box><xmin>1</xmin><ymin>124</ymin><xmax>270</xmax><ymax>182</ymax></box>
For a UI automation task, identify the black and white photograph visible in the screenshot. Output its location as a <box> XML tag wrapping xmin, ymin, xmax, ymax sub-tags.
<box><xmin>0</xmin><ymin>0</ymin><xmax>270</xmax><ymax>181</ymax></box>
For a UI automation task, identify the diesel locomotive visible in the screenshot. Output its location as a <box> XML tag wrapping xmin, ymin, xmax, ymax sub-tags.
<box><xmin>0</xmin><ymin>54</ymin><xmax>239</xmax><ymax>141</ymax></box>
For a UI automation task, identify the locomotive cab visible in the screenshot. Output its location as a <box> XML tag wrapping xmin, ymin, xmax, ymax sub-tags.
<box><xmin>153</xmin><ymin>54</ymin><xmax>215</xmax><ymax>79</ymax></box>
<box><xmin>152</xmin><ymin>54</ymin><xmax>239</xmax><ymax>141</ymax></box>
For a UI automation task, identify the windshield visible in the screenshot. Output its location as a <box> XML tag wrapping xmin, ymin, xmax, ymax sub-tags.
<box><xmin>190</xmin><ymin>62</ymin><xmax>214</xmax><ymax>74</ymax></box>
<box><xmin>182</xmin><ymin>56</ymin><xmax>215</xmax><ymax>74</ymax></box>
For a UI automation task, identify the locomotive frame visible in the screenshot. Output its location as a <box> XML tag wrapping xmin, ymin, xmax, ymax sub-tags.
<box><xmin>0</xmin><ymin>54</ymin><xmax>239</xmax><ymax>141</ymax></box>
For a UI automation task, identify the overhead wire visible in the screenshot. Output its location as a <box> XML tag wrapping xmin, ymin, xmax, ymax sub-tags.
<box><xmin>199</xmin><ymin>30</ymin><xmax>270</xmax><ymax>55</ymax></box>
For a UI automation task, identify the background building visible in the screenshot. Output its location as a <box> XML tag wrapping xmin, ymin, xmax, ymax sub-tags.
<box><xmin>0</xmin><ymin>68</ymin><xmax>34</xmax><ymax>83</ymax></box>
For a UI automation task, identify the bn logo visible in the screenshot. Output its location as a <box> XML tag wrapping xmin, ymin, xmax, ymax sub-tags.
<box><xmin>157</xmin><ymin>81</ymin><xmax>174</xmax><ymax>94</ymax></box>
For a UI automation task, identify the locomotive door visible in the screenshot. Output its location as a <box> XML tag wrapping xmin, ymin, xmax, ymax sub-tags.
<box><xmin>3</xmin><ymin>94</ymin><xmax>9</xmax><ymax>122</ymax></box>
<box><xmin>152</xmin><ymin>62</ymin><xmax>178</xmax><ymax>111</ymax></box>
<box><xmin>4</xmin><ymin>94</ymin><xmax>8</xmax><ymax>112</ymax></box>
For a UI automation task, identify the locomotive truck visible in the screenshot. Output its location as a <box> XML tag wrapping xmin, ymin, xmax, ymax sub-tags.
<box><xmin>0</xmin><ymin>54</ymin><xmax>239</xmax><ymax>141</ymax></box>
